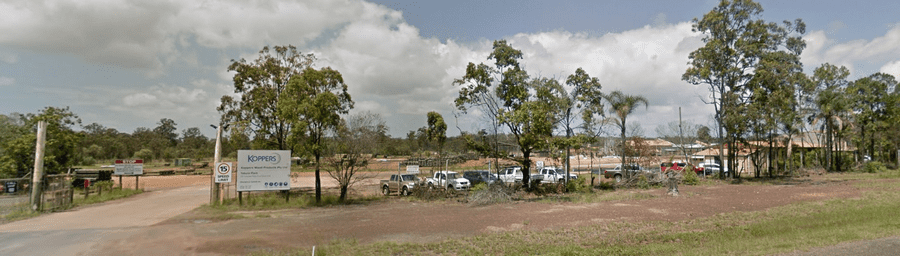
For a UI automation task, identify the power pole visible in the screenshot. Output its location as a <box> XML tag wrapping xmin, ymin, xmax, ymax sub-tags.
<box><xmin>211</xmin><ymin>125</ymin><xmax>223</xmax><ymax>205</ymax></box>
<box><xmin>31</xmin><ymin>121</ymin><xmax>47</xmax><ymax>212</ymax></box>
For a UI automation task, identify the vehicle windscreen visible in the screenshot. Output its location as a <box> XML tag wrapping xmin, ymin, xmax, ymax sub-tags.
<box><xmin>447</xmin><ymin>173</ymin><xmax>458</xmax><ymax>179</ymax></box>
<box><xmin>401</xmin><ymin>175</ymin><xmax>417</xmax><ymax>181</ymax></box>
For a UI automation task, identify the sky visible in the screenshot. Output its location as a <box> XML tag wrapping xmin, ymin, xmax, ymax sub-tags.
<box><xmin>1</xmin><ymin>0</ymin><xmax>899</xmax><ymax>139</ymax></box>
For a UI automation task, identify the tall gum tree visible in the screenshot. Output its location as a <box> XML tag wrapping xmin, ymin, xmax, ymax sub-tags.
<box><xmin>218</xmin><ymin>45</ymin><xmax>315</xmax><ymax>150</ymax></box>
<box><xmin>279</xmin><ymin>66</ymin><xmax>353</xmax><ymax>203</ymax></box>
<box><xmin>811</xmin><ymin>63</ymin><xmax>850</xmax><ymax>172</ymax></box>
<box><xmin>558</xmin><ymin>68</ymin><xmax>603</xmax><ymax>183</ymax></box>
<box><xmin>683</xmin><ymin>0</ymin><xmax>804</xmax><ymax>177</ymax></box>
<box><xmin>455</xmin><ymin>40</ymin><xmax>559</xmax><ymax>186</ymax></box>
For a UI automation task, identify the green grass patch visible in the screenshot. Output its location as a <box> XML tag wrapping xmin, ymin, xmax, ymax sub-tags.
<box><xmin>273</xmin><ymin>184</ymin><xmax>900</xmax><ymax>255</ymax></box>
<box><xmin>73</xmin><ymin>187</ymin><xmax>144</xmax><ymax>207</ymax></box>
<box><xmin>209</xmin><ymin>191</ymin><xmax>385</xmax><ymax>212</ymax></box>
<box><xmin>1</xmin><ymin>203</ymin><xmax>41</xmax><ymax>222</ymax></box>
<box><xmin>535</xmin><ymin>190</ymin><xmax>657</xmax><ymax>204</ymax></box>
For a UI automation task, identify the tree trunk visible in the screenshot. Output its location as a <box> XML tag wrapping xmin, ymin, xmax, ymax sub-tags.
<box><xmin>315</xmin><ymin>154</ymin><xmax>321</xmax><ymax>203</ymax></box>
<box><xmin>825</xmin><ymin>118</ymin><xmax>833</xmax><ymax>172</ymax></box>
<box><xmin>339</xmin><ymin>185</ymin><xmax>348</xmax><ymax>202</ymax></box>
<box><xmin>522</xmin><ymin>150</ymin><xmax>532</xmax><ymax>187</ymax></box>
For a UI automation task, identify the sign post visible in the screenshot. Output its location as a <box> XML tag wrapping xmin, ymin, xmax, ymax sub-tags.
<box><xmin>115</xmin><ymin>159</ymin><xmax>143</xmax><ymax>190</ymax></box>
<box><xmin>215</xmin><ymin>162</ymin><xmax>233</xmax><ymax>183</ymax></box>
<box><xmin>237</xmin><ymin>150</ymin><xmax>291</xmax><ymax>192</ymax></box>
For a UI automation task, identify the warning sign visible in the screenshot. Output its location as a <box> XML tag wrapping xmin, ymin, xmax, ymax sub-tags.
<box><xmin>215</xmin><ymin>162</ymin><xmax>232</xmax><ymax>183</ymax></box>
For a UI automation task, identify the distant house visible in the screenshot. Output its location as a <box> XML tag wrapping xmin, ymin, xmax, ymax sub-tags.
<box><xmin>693</xmin><ymin>146</ymin><xmax>757</xmax><ymax>177</ymax></box>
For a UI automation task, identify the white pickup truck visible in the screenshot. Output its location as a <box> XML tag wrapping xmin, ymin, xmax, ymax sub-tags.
<box><xmin>498</xmin><ymin>166</ymin><xmax>524</xmax><ymax>184</ymax></box>
<box><xmin>425</xmin><ymin>171</ymin><xmax>470</xmax><ymax>190</ymax></box>
<box><xmin>531</xmin><ymin>166</ymin><xmax>578</xmax><ymax>183</ymax></box>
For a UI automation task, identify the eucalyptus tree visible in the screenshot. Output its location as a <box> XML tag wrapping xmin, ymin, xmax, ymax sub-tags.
<box><xmin>327</xmin><ymin>112</ymin><xmax>384</xmax><ymax>202</ymax></box>
<box><xmin>746</xmin><ymin>35</ymin><xmax>807</xmax><ymax>177</ymax></box>
<box><xmin>810</xmin><ymin>63</ymin><xmax>850</xmax><ymax>172</ymax></box>
<box><xmin>279</xmin><ymin>66</ymin><xmax>353</xmax><ymax>203</ymax></box>
<box><xmin>848</xmin><ymin>73</ymin><xmax>897</xmax><ymax>161</ymax></box>
<box><xmin>425</xmin><ymin>111</ymin><xmax>447</xmax><ymax>162</ymax></box>
<box><xmin>683</xmin><ymin>0</ymin><xmax>805</xmax><ymax>177</ymax></box>
<box><xmin>603</xmin><ymin>90</ymin><xmax>648</xmax><ymax>179</ymax></box>
<box><xmin>455</xmin><ymin>40</ymin><xmax>561</xmax><ymax>186</ymax></box>
<box><xmin>0</xmin><ymin>107</ymin><xmax>82</xmax><ymax>177</ymax></box>
<box><xmin>219</xmin><ymin>45</ymin><xmax>316</xmax><ymax>150</ymax></box>
<box><xmin>556</xmin><ymin>68</ymin><xmax>604</xmax><ymax>183</ymax></box>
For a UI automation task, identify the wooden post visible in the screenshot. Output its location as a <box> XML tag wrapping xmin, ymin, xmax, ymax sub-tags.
<box><xmin>212</xmin><ymin>125</ymin><xmax>223</xmax><ymax>205</ymax></box>
<box><xmin>118</xmin><ymin>175</ymin><xmax>123</xmax><ymax>190</ymax></box>
<box><xmin>135</xmin><ymin>176</ymin><xmax>139</xmax><ymax>190</ymax></box>
<box><xmin>239</xmin><ymin>191</ymin><xmax>243</xmax><ymax>206</ymax></box>
<box><xmin>30</xmin><ymin>121</ymin><xmax>47</xmax><ymax>212</ymax></box>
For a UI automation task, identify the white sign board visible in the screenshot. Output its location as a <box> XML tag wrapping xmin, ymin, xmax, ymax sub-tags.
<box><xmin>237</xmin><ymin>150</ymin><xmax>291</xmax><ymax>191</ymax></box>
<box><xmin>406</xmin><ymin>165</ymin><xmax>419</xmax><ymax>174</ymax></box>
<box><xmin>536</xmin><ymin>161</ymin><xmax>544</xmax><ymax>169</ymax></box>
<box><xmin>214</xmin><ymin>162</ymin><xmax>232</xmax><ymax>183</ymax></box>
<box><xmin>114</xmin><ymin>159</ymin><xmax>144</xmax><ymax>175</ymax></box>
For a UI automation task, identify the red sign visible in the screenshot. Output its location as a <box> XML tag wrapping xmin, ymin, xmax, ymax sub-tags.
<box><xmin>84</xmin><ymin>179</ymin><xmax>90</xmax><ymax>188</ymax></box>
<box><xmin>115</xmin><ymin>159</ymin><xmax>144</xmax><ymax>164</ymax></box>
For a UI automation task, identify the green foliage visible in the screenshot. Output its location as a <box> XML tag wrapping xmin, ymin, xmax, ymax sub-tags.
<box><xmin>219</xmin><ymin>45</ymin><xmax>316</xmax><ymax>151</ymax></box>
<box><xmin>454</xmin><ymin>40</ymin><xmax>565</xmax><ymax>184</ymax></box>
<box><xmin>133</xmin><ymin>148</ymin><xmax>154</xmax><ymax>162</ymax></box>
<box><xmin>470</xmin><ymin>182</ymin><xmax>488</xmax><ymax>192</ymax></box>
<box><xmin>861</xmin><ymin>161</ymin><xmax>888</xmax><ymax>174</ymax></box>
<box><xmin>0</xmin><ymin>107</ymin><xmax>82</xmax><ymax>176</ymax></box>
<box><xmin>565</xmin><ymin>176</ymin><xmax>591</xmax><ymax>193</ymax></box>
<box><xmin>597</xmin><ymin>181</ymin><xmax>615</xmax><ymax>191</ymax></box>
<box><xmin>682</xmin><ymin>169</ymin><xmax>700</xmax><ymax>185</ymax></box>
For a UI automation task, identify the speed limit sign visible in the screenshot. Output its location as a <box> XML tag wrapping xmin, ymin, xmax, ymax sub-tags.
<box><xmin>215</xmin><ymin>162</ymin><xmax>232</xmax><ymax>183</ymax></box>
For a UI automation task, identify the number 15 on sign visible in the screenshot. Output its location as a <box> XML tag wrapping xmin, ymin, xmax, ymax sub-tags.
<box><xmin>215</xmin><ymin>162</ymin><xmax>232</xmax><ymax>183</ymax></box>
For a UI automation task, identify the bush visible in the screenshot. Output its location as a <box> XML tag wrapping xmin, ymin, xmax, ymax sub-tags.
<box><xmin>597</xmin><ymin>181</ymin><xmax>615</xmax><ymax>191</ymax></box>
<box><xmin>862</xmin><ymin>161</ymin><xmax>888</xmax><ymax>173</ymax></box>
<box><xmin>470</xmin><ymin>182</ymin><xmax>488</xmax><ymax>192</ymax></box>
<box><xmin>566</xmin><ymin>176</ymin><xmax>591</xmax><ymax>193</ymax></box>
<box><xmin>682</xmin><ymin>170</ymin><xmax>699</xmax><ymax>185</ymax></box>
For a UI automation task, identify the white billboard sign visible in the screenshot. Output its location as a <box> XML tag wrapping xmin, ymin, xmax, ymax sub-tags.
<box><xmin>214</xmin><ymin>162</ymin><xmax>232</xmax><ymax>183</ymax></box>
<box><xmin>114</xmin><ymin>159</ymin><xmax>144</xmax><ymax>175</ymax></box>
<box><xmin>237</xmin><ymin>150</ymin><xmax>291</xmax><ymax>191</ymax></box>
<box><xmin>406</xmin><ymin>165</ymin><xmax>419</xmax><ymax>174</ymax></box>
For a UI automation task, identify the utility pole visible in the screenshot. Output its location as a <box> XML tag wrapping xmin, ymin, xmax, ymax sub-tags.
<box><xmin>211</xmin><ymin>124</ymin><xmax>223</xmax><ymax>205</ymax></box>
<box><xmin>679</xmin><ymin>107</ymin><xmax>687</xmax><ymax>161</ymax></box>
<box><xmin>31</xmin><ymin>121</ymin><xmax>47</xmax><ymax>212</ymax></box>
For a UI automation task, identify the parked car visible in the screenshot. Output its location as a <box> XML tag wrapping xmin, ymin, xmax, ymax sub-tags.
<box><xmin>531</xmin><ymin>166</ymin><xmax>578</xmax><ymax>183</ymax></box>
<box><xmin>426</xmin><ymin>171</ymin><xmax>470</xmax><ymax>190</ymax></box>
<box><xmin>603</xmin><ymin>164</ymin><xmax>645</xmax><ymax>182</ymax></box>
<box><xmin>699</xmin><ymin>163</ymin><xmax>728</xmax><ymax>176</ymax></box>
<box><xmin>380</xmin><ymin>174</ymin><xmax>418</xmax><ymax>196</ymax></box>
<box><xmin>463</xmin><ymin>170</ymin><xmax>499</xmax><ymax>185</ymax></box>
<box><xmin>499</xmin><ymin>166</ymin><xmax>524</xmax><ymax>184</ymax></box>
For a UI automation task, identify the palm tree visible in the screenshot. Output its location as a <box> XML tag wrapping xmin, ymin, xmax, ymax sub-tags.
<box><xmin>603</xmin><ymin>90</ymin><xmax>649</xmax><ymax>179</ymax></box>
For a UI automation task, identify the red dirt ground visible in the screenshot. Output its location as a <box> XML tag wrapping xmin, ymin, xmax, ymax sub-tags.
<box><xmin>92</xmin><ymin>171</ymin><xmax>874</xmax><ymax>255</ymax></box>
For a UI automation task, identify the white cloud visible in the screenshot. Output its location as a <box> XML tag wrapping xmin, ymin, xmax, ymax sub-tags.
<box><xmin>0</xmin><ymin>0</ymin><xmax>391</xmax><ymax>76</ymax></box>
<box><xmin>123</xmin><ymin>93</ymin><xmax>157</xmax><ymax>107</ymax></box>
<box><xmin>802</xmin><ymin>25</ymin><xmax>900</xmax><ymax>77</ymax></box>
<box><xmin>880</xmin><ymin>60</ymin><xmax>900</xmax><ymax>77</ymax></box>
<box><xmin>0</xmin><ymin>76</ymin><xmax>13</xmax><ymax>86</ymax></box>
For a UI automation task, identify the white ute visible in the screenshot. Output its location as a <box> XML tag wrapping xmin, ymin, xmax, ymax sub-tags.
<box><xmin>426</xmin><ymin>171</ymin><xmax>470</xmax><ymax>190</ymax></box>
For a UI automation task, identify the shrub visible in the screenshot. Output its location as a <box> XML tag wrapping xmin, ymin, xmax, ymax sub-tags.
<box><xmin>566</xmin><ymin>176</ymin><xmax>591</xmax><ymax>193</ymax></box>
<box><xmin>862</xmin><ymin>161</ymin><xmax>887</xmax><ymax>173</ymax></box>
<box><xmin>470</xmin><ymin>182</ymin><xmax>488</xmax><ymax>192</ymax></box>
<box><xmin>597</xmin><ymin>181</ymin><xmax>615</xmax><ymax>191</ymax></box>
<box><xmin>682</xmin><ymin>170</ymin><xmax>700</xmax><ymax>185</ymax></box>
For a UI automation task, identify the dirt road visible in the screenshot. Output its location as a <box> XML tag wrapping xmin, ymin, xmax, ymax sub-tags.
<box><xmin>0</xmin><ymin>178</ymin><xmax>209</xmax><ymax>256</ymax></box>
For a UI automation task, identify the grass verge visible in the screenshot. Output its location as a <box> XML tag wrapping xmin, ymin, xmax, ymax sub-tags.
<box><xmin>267</xmin><ymin>183</ymin><xmax>900</xmax><ymax>255</ymax></box>
<box><xmin>208</xmin><ymin>191</ymin><xmax>385</xmax><ymax>213</ymax></box>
